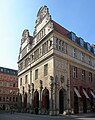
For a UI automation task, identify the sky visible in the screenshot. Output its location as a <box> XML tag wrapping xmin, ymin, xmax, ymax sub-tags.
<box><xmin>0</xmin><ymin>0</ymin><xmax>95</xmax><ymax>70</ymax></box>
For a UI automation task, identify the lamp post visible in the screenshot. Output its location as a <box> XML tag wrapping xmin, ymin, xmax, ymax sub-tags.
<box><xmin>31</xmin><ymin>83</ymin><xmax>34</xmax><ymax>113</ymax></box>
<box><xmin>39</xmin><ymin>80</ymin><xmax>43</xmax><ymax>114</ymax></box>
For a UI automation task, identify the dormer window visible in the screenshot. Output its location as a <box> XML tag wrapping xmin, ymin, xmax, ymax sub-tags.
<box><xmin>93</xmin><ymin>47</ymin><xmax>95</xmax><ymax>54</ymax></box>
<box><xmin>72</xmin><ymin>32</ymin><xmax>76</xmax><ymax>41</ymax></box>
<box><xmin>79</xmin><ymin>38</ymin><xmax>84</xmax><ymax>47</ymax></box>
<box><xmin>87</xmin><ymin>43</ymin><xmax>91</xmax><ymax>51</ymax></box>
<box><xmin>67</xmin><ymin>32</ymin><xmax>76</xmax><ymax>42</ymax></box>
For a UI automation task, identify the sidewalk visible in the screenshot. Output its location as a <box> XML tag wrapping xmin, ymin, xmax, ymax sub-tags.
<box><xmin>69</xmin><ymin>112</ymin><xmax>95</xmax><ymax>118</ymax></box>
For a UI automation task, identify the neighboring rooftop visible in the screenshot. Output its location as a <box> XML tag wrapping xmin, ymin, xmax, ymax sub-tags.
<box><xmin>0</xmin><ymin>67</ymin><xmax>18</xmax><ymax>75</ymax></box>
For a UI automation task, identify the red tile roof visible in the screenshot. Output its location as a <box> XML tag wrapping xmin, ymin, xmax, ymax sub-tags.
<box><xmin>51</xmin><ymin>20</ymin><xmax>70</xmax><ymax>36</ymax></box>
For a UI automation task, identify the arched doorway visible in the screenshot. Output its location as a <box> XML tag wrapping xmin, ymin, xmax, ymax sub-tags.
<box><xmin>42</xmin><ymin>88</ymin><xmax>49</xmax><ymax>114</ymax></box>
<box><xmin>34</xmin><ymin>90</ymin><xmax>39</xmax><ymax>113</ymax></box>
<box><xmin>24</xmin><ymin>93</ymin><xmax>27</xmax><ymax>112</ymax></box>
<box><xmin>59</xmin><ymin>88</ymin><xmax>65</xmax><ymax>114</ymax></box>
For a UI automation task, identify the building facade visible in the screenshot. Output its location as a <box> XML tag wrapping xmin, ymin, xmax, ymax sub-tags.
<box><xmin>0</xmin><ymin>67</ymin><xmax>18</xmax><ymax>110</ymax></box>
<box><xmin>18</xmin><ymin>6</ymin><xmax>95</xmax><ymax>115</ymax></box>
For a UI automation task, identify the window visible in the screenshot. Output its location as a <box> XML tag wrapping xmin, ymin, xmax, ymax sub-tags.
<box><xmin>0</xmin><ymin>82</ymin><xmax>2</xmax><ymax>86</ymax></box>
<box><xmin>73</xmin><ymin>48</ymin><xmax>77</xmax><ymax>58</ymax></box>
<box><xmin>93</xmin><ymin>48</ymin><xmax>95</xmax><ymax>54</ymax></box>
<box><xmin>3</xmin><ymin>97</ymin><xmax>5</xmax><ymax>101</ymax></box>
<box><xmin>80</xmin><ymin>52</ymin><xmax>84</xmax><ymax>62</ymax></box>
<box><xmin>71</xmin><ymin>32</ymin><xmax>76</xmax><ymax>41</ymax></box>
<box><xmin>44</xmin><ymin>64</ymin><xmax>48</xmax><ymax>76</ymax></box>
<box><xmin>62</xmin><ymin>41</ymin><xmax>64</xmax><ymax>52</ymax></box>
<box><xmin>88</xmin><ymin>56</ymin><xmax>92</xmax><ymax>65</ymax></box>
<box><xmin>20</xmin><ymin>78</ymin><xmax>22</xmax><ymax>86</ymax></box>
<box><xmin>87</xmin><ymin>43</ymin><xmax>91</xmax><ymax>51</ymax></box>
<box><xmin>80</xmin><ymin>38</ymin><xmax>84</xmax><ymax>47</ymax></box>
<box><xmin>25</xmin><ymin>75</ymin><xmax>28</xmax><ymax>84</ymax></box>
<box><xmin>0</xmin><ymin>97</ymin><xmax>2</xmax><ymax>101</ymax></box>
<box><xmin>73</xmin><ymin>67</ymin><xmax>77</xmax><ymax>78</ymax></box>
<box><xmin>59</xmin><ymin>40</ymin><xmax>61</xmax><ymax>50</ymax></box>
<box><xmin>13</xmin><ymin>83</ymin><xmax>15</xmax><ymax>87</ymax></box>
<box><xmin>56</xmin><ymin>38</ymin><xmax>58</xmax><ymax>49</ymax></box>
<box><xmin>10</xmin><ymin>82</ymin><xmax>13</xmax><ymax>87</ymax></box>
<box><xmin>35</xmin><ymin>69</ymin><xmax>38</xmax><ymax>80</ymax></box>
<box><xmin>89</xmin><ymin>72</ymin><xmax>92</xmax><ymax>82</ymax></box>
<box><xmin>3</xmin><ymin>82</ymin><xmax>7</xmax><ymax>86</ymax></box>
<box><xmin>82</xmin><ymin>70</ymin><xmax>85</xmax><ymax>80</ymax></box>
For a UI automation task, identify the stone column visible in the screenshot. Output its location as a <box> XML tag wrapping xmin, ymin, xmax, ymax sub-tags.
<box><xmin>27</xmin><ymin>84</ymin><xmax>31</xmax><ymax>112</ymax></box>
<box><xmin>49</xmin><ymin>76</ymin><xmax>54</xmax><ymax>115</ymax></box>
<box><xmin>22</xmin><ymin>86</ymin><xmax>24</xmax><ymax>112</ymax></box>
<box><xmin>39</xmin><ymin>80</ymin><xmax>43</xmax><ymax>114</ymax></box>
<box><xmin>31</xmin><ymin>83</ymin><xmax>34</xmax><ymax>113</ymax></box>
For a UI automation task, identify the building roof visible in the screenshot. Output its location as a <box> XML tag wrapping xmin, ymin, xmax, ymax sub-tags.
<box><xmin>52</xmin><ymin>20</ymin><xmax>69</xmax><ymax>36</ymax></box>
<box><xmin>0</xmin><ymin>67</ymin><xmax>18</xmax><ymax>75</ymax></box>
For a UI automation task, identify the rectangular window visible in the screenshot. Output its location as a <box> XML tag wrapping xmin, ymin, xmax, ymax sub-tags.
<box><xmin>62</xmin><ymin>41</ymin><xmax>64</xmax><ymax>52</ymax></box>
<box><xmin>89</xmin><ymin>72</ymin><xmax>92</xmax><ymax>82</ymax></box>
<box><xmin>20</xmin><ymin>78</ymin><xmax>22</xmax><ymax>85</ymax></box>
<box><xmin>25</xmin><ymin>75</ymin><xmax>28</xmax><ymax>84</ymax></box>
<box><xmin>73</xmin><ymin>66</ymin><xmax>77</xmax><ymax>78</ymax></box>
<box><xmin>35</xmin><ymin>69</ymin><xmax>38</xmax><ymax>80</ymax></box>
<box><xmin>82</xmin><ymin>70</ymin><xmax>85</xmax><ymax>80</ymax></box>
<box><xmin>80</xmin><ymin>38</ymin><xmax>84</xmax><ymax>47</ymax></box>
<box><xmin>59</xmin><ymin>40</ymin><xmax>61</xmax><ymax>50</ymax></box>
<box><xmin>0</xmin><ymin>82</ymin><xmax>2</xmax><ymax>86</ymax></box>
<box><xmin>80</xmin><ymin>52</ymin><xmax>84</xmax><ymax>62</ymax></box>
<box><xmin>73</xmin><ymin>48</ymin><xmax>77</xmax><ymax>58</ymax></box>
<box><xmin>56</xmin><ymin>38</ymin><xmax>58</xmax><ymax>50</ymax></box>
<box><xmin>88</xmin><ymin>56</ymin><xmax>92</xmax><ymax>65</ymax></box>
<box><xmin>71</xmin><ymin>32</ymin><xmax>76</xmax><ymax>41</ymax></box>
<box><xmin>44</xmin><ymin>64</ymin><xmax>48</xmax><ymax>76</ymax></box>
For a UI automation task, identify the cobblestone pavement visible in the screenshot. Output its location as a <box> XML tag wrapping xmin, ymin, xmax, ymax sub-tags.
<box><xmin>0</xmin><ymin>112</ymin><xmax>95</xmax><ymax>120</ymax></box>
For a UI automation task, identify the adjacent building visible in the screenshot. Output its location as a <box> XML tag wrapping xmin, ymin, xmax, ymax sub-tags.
<box><xmin>18</xmin><ymin>6</ymin><xmax>95</xmax><ymax>115</ymax></box>
<box><xmin>0</xmin><ymin>67</ymin><xmax>18</xmax><ymax>110</ymax></box>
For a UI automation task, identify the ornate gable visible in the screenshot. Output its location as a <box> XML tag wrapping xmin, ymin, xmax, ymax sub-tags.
<box><xmin>33</xmin><ymin>6</ymin><xmax>52</xmax><ymax>37</ymax></box>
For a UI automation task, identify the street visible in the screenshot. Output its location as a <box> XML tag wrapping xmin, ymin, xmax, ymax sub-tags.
<box><xmin>0</xmin><ymin>112</ymin><xmax>95</xmax><ymax>120</ymax></box>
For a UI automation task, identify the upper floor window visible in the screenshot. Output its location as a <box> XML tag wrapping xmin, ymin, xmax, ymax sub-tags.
<box><xmin>87</xmin><ymin>43</ymin><xmax>91</xmax><ymax>51</ymax></box>
<box><xmin>88</xmin><ymin>56</ymin><xmax>92</xmax><ymax>65</ymax></box>
<box><xmin>80</xmin><ymin>52</ymin><xmax>85</xmax><ymax>62</ymax></box>
<box><xmin>44</xmin><ymin>64</ymin><xmax>48</xmax><ymax>76</ymax></box>
<box><xmin>80</xmin><ymin>38</ymin><xmax>84</xmax><ymax>47</ymax></box>
<box><xmin>0</xmin><ymin>82</ymin><xmax>2</xmax><ymax>86</ymax></box>
<box><xmin>56</xmin><ymin>38</ymin><xmax>58</xmax><ymax>49</ymax></box>
<box><xmin>35</xmin><ymin>69</ymin><xmax>38</xmax><ymax>80</ymax></box>
<box><xmin>62</xmin><ymin>41</ymin><xmax>64</xmax><ymax>52</ymax></box>
<box><xmin>25</xmin><ymin>75</ymin><xmax>28</xmax><ymax>84</ymax></box>
<box><xmin>93</xmin><ymin>48</ymin><xmax>95</xmax><ymax>54</ymax></box>
<box><xmin>71</xmin><ymin>32</ymin><xmax>76</xmax><ymax>41</ymax></box>
<box><xmin>20</xmin><ymin>78</ymin><xmax>22</xmax><ymax>86</ymax></box>
<box><xmin>89</xmin><ymin>72</ymin><xmax>92</xmax><ymax>82</ymax></box>
<box><xmin>82</xmin><ymin>70</ymin><xmax>85</xmax><ymax>80</ymax></box>
<box><xmin>73</xmin><ymin>66</ymin><xmax>77</xmax><ymax>78</ymax></box>
<box><xmin>73</xmin><ymin>48</ymin><xmax>77</xmax><ymax>58</ymax></box>
<box><xmin>59</xmin><ymin>40</ymin><xmax>61</xmax><ymax>50</ymax></box>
